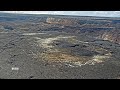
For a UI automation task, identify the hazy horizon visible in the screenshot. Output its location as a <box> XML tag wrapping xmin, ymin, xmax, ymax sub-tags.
<box><xmin>0</xmin><ymin>11</ymin><xmax>120</xmax><ymax>17</ymax></box>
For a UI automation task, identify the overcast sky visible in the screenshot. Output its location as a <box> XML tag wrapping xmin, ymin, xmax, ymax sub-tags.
<box><xmin>0</xmin><ymin>11</ymin><xmax>120</xmax><ymax>17</ymax></box>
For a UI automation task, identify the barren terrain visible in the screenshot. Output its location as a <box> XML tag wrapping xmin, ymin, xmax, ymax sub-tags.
<box><xmin>0</xmin><ymin>13</ymin><xmax>120</xmax><ymax>79</ymax></box>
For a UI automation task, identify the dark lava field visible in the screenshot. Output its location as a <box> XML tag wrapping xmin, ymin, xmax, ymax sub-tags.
<box><xmin>0</xmin><ymin>13</ymin><xmax>120</xmax><ymax>79</ymax></box>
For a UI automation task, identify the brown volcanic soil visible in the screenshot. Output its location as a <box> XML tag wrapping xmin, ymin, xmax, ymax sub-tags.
<box><xmin>46</xmin><ymin>17</ymin><xmax>78</xmax><ymax>26</ymax></box>
<box><xmin>101</xmin><ymin>29</ymin><xmax>120</xmax><ymax>44</ymax></box>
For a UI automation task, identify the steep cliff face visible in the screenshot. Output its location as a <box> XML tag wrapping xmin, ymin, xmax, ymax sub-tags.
<box><xmin>46</xmin><ymin>17</ymin><xmax>78</xmax><ymax>26</ymax></box>
<box><xmin>46</xmin><ymin>17</ymin><xmax>120</xmax><ymax>44</ymax></box>
<box><xmin>101</xmin><ymin>30</ymin><xmax>120</xmax><ymax>44</ymax></box>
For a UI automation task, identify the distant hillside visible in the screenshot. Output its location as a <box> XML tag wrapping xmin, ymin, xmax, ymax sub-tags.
<box><xmin>0</xmin><ymin>12</ymin><xmax>120</xmax><ymax>44</ymax></box>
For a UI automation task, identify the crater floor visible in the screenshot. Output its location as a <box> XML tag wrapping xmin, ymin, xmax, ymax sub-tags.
<box><xmin>0</xmin><ymin>30</ymin><xmax>120</xmax><ymax>79</ymax></box>
<box><xmin>0</xmin><ymin>13</ymin><xmax>120</xmax><ymax>79</ymax></box>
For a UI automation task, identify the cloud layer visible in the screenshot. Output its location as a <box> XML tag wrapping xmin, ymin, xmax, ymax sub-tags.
<box><xmin>1</xmin><ymin>11</ymin><xmax>120</xmax><ymax>17</ymax></box>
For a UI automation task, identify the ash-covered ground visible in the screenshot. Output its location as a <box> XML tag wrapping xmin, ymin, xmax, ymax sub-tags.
<box><xmin>0</xmin><ymin>13</ymin><xmax>120</xmax><ymax>79</ymax></box>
